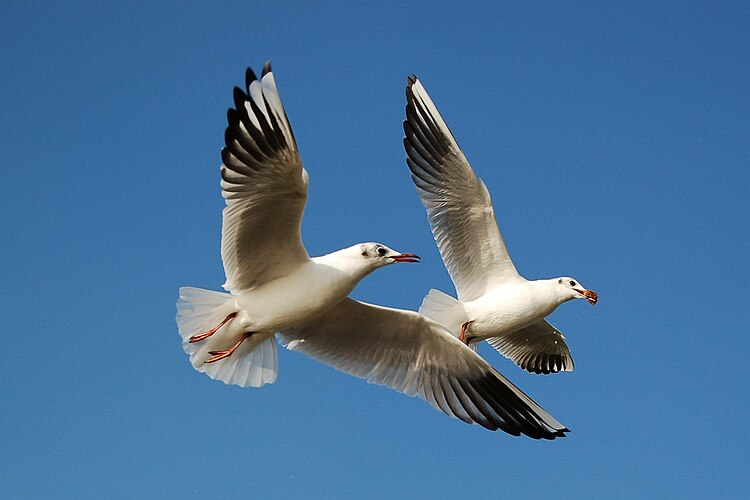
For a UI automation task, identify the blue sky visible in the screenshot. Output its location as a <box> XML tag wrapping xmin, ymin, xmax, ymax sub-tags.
<box><xmin>1</xmin><ymin>1</ymin><xmax>748</xmax><ymax>497</ymax></box>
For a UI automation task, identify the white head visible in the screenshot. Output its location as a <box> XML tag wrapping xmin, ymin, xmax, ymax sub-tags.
<box><xmin>555</xmin><ymin>277</ymin><xmax>598</xmax><ymax>305</ymax></box>
<box><xmin>357</xmin><ymin>242</ymin><xmax>420</xmax><ymax>271</ymax></box>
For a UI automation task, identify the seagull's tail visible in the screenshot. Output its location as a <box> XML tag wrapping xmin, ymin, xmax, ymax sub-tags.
<box><xmin>419</xmin><ymin>289</ymin><xmax>473</xmax><ymax>347</ymax></box>
<box><xmin>176</xmin><ymin>287</ymin><xmax>278</xmax><ymax>388</ymax></box>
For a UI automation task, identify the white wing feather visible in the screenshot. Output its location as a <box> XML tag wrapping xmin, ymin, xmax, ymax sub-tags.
<box><xmin>486</xmin><ymin>319</ymin><xmax>575</xmax><ymax>375</ymax></box>
<box><xmin>220</xmin><ymin>63</ymin><xmax>310</xmax><ymax>293</ymax></box>
<box><xmin>403</xmin><ymin>77</ymin><xmax>520</xmax><ymax>302</ymax></box>
<box><xmin>278</xmin><ymin>298</ymin><xmax>568</xmax><ymax>439</ymax></box>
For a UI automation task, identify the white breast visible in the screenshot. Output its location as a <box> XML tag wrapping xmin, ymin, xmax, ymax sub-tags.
<box><xmin>464</xmin><ymin>282</ymin><xmax>559</xmax><ymax>338</ymax></box>
<box><xmin>234</xmin><ymin>260</ymin><xmax>359</xmax><ymax>333</ymax></box>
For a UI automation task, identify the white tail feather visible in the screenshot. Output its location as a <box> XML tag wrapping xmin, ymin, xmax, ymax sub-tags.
<box><xmin>418</xmin><ymin>289</ymin><xmax>468</xmax><ymax>337</ymax></box>
<box><xmin>176</xmin><ymin>287</ymin><xmax>278</xmax><ymax>387</ymax></box>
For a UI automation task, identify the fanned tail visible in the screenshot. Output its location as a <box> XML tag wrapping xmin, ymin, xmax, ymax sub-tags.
<box><xmin>176</xmin><ymin>287</ymin><xmax>278</xmax><ymax>387</ymax></box>
<box><xmin>418</xmin><ymin>289</ymin><xmax>468</xmax><ymax>338</ymax></box>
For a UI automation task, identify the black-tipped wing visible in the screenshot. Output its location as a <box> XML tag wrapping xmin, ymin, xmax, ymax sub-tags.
<box><xmin>404</xmin><ymin>76</ymin><xmax>520</xmax><ymax>302</ymax></box>
<box><xmin>278</xmin><ymin>298</ymin><xmax>568</xmax><ymax>439</ymax></box>
<box><xmin>221</xmin><ymin>63</ymin><xmax>310</xmax><ymax>292</ymax></box>
<box><xmin>486</xmin><ymin>320</ymin><xmax>575</xmax><ymax>375</ymax></box>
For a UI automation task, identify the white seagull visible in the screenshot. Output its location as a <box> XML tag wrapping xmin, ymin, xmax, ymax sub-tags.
<box><xmin>176</xmin><ymin>63</ymin><xmax>569</xmax><ymax>439</ymax></box>
<box><xmin>403</xmin><ymin>76</ymin><xmax>598</xmax><ymax>375</ymax></box>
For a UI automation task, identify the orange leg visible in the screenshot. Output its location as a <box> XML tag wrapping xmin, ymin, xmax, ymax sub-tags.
<box><xmin>459</xmin><ymin>320</ymin><xmax>474</xmax><ymax>345</ymax></box>
<box><xmin>204</xmin><ymin>332</ymin><xmax>253</xmax><ymax>364</ymax></box>
<box><xmin>189</xmin><ymin>312</ymin><xmax>237</xmax><ymax>344</ymax></box>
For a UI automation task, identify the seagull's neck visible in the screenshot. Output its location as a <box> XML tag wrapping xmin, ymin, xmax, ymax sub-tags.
<box><xmin>312</xmin><ymin>247</ymin><xmax>372</xmax><ymax>281</ymax></box>
<box><xmin>529</xmin><ymin>279</ymin><xmax>569</xmax><ymax>308</ymax></box>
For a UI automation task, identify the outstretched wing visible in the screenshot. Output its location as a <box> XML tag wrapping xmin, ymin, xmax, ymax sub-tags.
<box><xmin>278</xmin><ymin>298</ymin><xmax>568</xmax><ymax>440</ymax></box>
<box><xmin>403</xmin><ymin>76</ymin><xmax>520</xmax><ymax>302</ymax></box>
<box><xmin>486</xmin><ymin>320</ymin><xmax>575</xmax><ymax>375</ymax></box>
<box><xmin>220</xmin><ymin>63</ymin><xmax>310</xmax><ymax>293</ymax></box>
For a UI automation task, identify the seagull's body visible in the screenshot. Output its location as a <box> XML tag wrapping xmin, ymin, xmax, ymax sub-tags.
<box><xmin>463</xmin><ymin>280</ymin><xmax>567</xmax><ymax>339</ymax></box>
<box><xmin>176</xmin><ymin>63</ymin><xmax>569</xmax><ymax>439</ymax></box>
<box><xmin>232</xmin><ymin>249</ymin><xmax>372</xmax><ymax>334</ymax></box>
<box><xmin>403</xmin><ymin>76</ymin><xmax>598</xmax><ymax>375</ymax></box>
<box><xmin>180</xmin><ymin>243</ymin><xmax>418</xmax><ymax>382</ymax></box>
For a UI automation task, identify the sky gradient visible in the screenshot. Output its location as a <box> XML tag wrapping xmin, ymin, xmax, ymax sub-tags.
<box><xmin>2</xmin><ymin>2</ymin><xmax>748</xmax><ymax>498</ymax></box>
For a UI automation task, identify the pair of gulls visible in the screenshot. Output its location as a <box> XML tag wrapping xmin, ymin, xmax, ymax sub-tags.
<box><xmin>177</xmin><ymin>63</ymin><xmax>597</xmax><ymax>440</ymax></box>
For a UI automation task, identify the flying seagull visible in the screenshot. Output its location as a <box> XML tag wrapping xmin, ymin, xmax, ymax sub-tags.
<box><xmin>176</xmin><ymin>63</ymin><xmax>568</xmax><ymax>438</ymax></box>
<box><xmin>403</xmin><ymin>75</ymin><xmax>598</xmax><ymax>375</ymax></box>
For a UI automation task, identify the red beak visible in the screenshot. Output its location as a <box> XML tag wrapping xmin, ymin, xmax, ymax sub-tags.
<box><xmin>391</xmin><ymin>253</ymin><xmax>420</xmax><ymax>263</ymax></box>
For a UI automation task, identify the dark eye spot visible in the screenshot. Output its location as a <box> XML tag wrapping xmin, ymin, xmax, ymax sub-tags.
<box><xmin>569</xmin><ymin>280</ymin><xmax>576</xmax><ymax>287</ymax></box>
<box><xmin>558</xmin><ymin>278</ymin><xmax>563</xmax><ymax>284</ymax></box>
<box><xmin>377</xmin><ymin>246</ymin><xmax>387</xmax><ymax>257</ymax></box>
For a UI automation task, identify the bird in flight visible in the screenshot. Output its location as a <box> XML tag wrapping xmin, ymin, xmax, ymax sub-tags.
<box><xmin>403</xmin><ymin>75</ymin><xmax>598</xmax><ymax>375</ymax></box>
<box><xmin>176</xmin><ymin>63</ymin><xmax>569</xmax><ymax>438</ymax></box>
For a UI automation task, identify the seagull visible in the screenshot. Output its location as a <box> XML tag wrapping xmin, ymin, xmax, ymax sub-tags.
<box><xmin>176</xmin><ymin>63</ymin><xmax>569</xmax><ymax>439</ymax></box>
<box><xmin>403</xmin><ymin>76</ymin><xmax>598</xmax><ymax>375</ymax></box>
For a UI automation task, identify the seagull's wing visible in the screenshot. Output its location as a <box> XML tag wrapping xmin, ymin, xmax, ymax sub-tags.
<box><xmin>486</xmin><ymin>320</ymin><xmax>575</xmax><ymax>375</ymax></box>
<box><xmin>220</xmin><ymin>63</ymin><xmax>310</xmax><ymax>293</ymax></box>
<box><xmin>278</xmin><ymin>298</ymin><xmax>568</xmax><ymax>439</ymax></box>
<box><xmin>403</xmin><ymin>76</ymin><xmax>520</xmax><ymax>302</ymax></box>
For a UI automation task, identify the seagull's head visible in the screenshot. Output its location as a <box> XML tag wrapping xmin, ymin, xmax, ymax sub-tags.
<box><xmin>359</xmin><ymin>243</ymin><xmax>420</xmax><ymax>270</ymax></box>
<box><xmin>557</xmin><ymin>277</ymin><xmax>598</xmax><ymax>305</ymax></box>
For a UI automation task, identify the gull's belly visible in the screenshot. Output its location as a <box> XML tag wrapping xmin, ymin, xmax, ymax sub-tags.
<box><xmin>469</xmin><ymin>307</ymin><xmax>538</xmax><ymax>338</ymax></box>
<box><xmin>233</xmin><ymin>263</ymin><xmax>354</xmax><ymax>333</ymax></box>
<box><xmin>465</xmin><ymin>290</ymin><xmax>556</xmax><ymax>339</ymax></box>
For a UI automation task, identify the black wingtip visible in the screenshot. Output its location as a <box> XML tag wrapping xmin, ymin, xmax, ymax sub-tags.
<box><xmin>262</xmin><ymin>61</ymin><xmax>272</xmax><ymax>77</ymax></box>
<box><xmin>545</xmin><ymin>428</ymin><xmax>570</xmax><ymax>440</ymax></box>
<box><xmin>233</xmin><ymin>86</ymin><xmax>247</xmax><ymax>107</ymax></box>
<box><xmin>554</xmin><ymin>426</ymin><xmax>571</xmax><ymax>437</ymax></box>
<box><xmin>245</xmin><ymin>67</ymin><xmax>258</xmax><ymax>89</ymax></box>
<box><xmin>226</xmin><ymin>107</ymin><xmax>238</xmax><ymax>125</ymax></box>
<box><xmin>405</xmin><ymin>76</ymin><xmax>419</xmax><ymax>100</ymax></box>
<box><xmin>223</xmin><ymin>126</ymin><xmax>234</xmax><ymax>147</ymax></box>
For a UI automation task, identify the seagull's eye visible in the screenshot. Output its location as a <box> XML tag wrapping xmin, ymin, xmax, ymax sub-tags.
<box><xmin>569</xmin><ymin>280</ymin><xmax>576</xmax><ymax>287</ymax></box>
<box><xmin>377</xmin><ymin>246</ymin><xmax>387</xmax><ymax>257</ymax></box>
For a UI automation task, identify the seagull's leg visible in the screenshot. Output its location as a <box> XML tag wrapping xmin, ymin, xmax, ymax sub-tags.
<box><xmin>459</xmin><ymin>320</ymin><xmax>474</xmax><ymax>345</ymax></box>
<box><xmin>189</xmin><ymin>312</ymin><xmax>238</xmax><ymax>343</ymax></box>
<box><xmin>204</xmin><ymin>332</ymin><xmax>253</xmax><ymax>364</ymax></box>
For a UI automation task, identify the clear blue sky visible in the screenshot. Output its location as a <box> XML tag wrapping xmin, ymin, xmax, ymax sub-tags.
<box><xmin>2</xmin><ymin>1</ymin><xmax>748</xmax><ymax>497</ymax></box>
